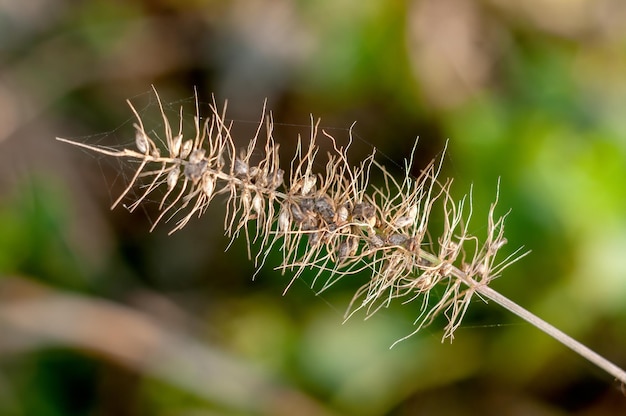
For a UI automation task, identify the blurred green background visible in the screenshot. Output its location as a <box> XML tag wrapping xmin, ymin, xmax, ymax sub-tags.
<box><xmin>1</xmin><ymin>0</ymin><xmax>626</xmax><ymax>414</ymax></box>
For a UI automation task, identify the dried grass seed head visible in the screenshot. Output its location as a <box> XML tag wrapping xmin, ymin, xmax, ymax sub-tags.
<box><xmin>57</xmin><ymin>88</ymin><xmax>520</xmax><ymax>344</ymax></box>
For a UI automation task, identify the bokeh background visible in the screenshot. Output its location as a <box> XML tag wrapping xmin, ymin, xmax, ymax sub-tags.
<box><xmin>1</xmin><ymin>0</ymin><xmax>626</xmax><ymax>414</ymax></box>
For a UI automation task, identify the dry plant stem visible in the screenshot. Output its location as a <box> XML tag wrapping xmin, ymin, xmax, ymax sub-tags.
<box><xmin>475</xmin><ymin>284</ymin><xmax>626</xmax><ymax>384</ymax></box>
<box><xmin>57</xmin><ymin>88</ymin><xmax>626</xmax><ymax>386</ymax></box>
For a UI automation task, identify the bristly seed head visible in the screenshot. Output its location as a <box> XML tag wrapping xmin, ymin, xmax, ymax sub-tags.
<box><xmin>57</xmin><ymin>88</ymin><xmax>522</xmax><ymax>345</ymax></box>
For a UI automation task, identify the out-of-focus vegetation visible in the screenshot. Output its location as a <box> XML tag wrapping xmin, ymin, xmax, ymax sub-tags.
<box><xmin>1</xmin><ymin>0</ymin><xmax>625</xmax><ymax>414</ymax></box>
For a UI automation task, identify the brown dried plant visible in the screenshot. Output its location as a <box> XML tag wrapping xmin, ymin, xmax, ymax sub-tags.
<box><xmin>57</xmin><ymin>88</ymin><xmax>626</xmax><ymax>386</ymax></box>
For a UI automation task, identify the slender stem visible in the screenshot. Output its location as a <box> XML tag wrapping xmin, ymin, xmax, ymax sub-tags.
<box><xmin>476</xmin><ymin>285</ymin><xmax>626</xmax><ymax>384</ymax></box>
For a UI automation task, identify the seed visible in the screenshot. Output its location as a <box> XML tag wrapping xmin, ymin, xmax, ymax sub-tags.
<box><xmin>387</xmin><ymin>233</ymin><xmax>408</xmax><ymax>246</ymax></box>
<box><xmin>167</xmin><ymin>166</ymin><xmax>180</xmax><ymax>190</ymax></box>
<box><xmin>189</xmin><ymin>148</ymin><xmax>206</xmax><ymax>164</ymax></box>
<box><xmin>338</xmin><ymin>236</ymin><xmax>358</xmax><ymax>260</ymax></box>
<box><xmin>405</xmin><ymin>236</ymin><xmax>420</xmax><ymax>252</ymax></box>
<box><xmin>180</xmin><ymin>140</ymin><xmax>193</xmax><ymax>159</ymax></box>
<box><xmin>202</xmin><ymin>173</ymin><xmax>215</xmax><ymax>197</ymax></box>
<box><xmin>352</xmin><ymin>202</ymin><xmax>374</xmax><ymax>219</ymax></box>
<box><xmin>313</xmin><ymin>197</ymin><xmax>335</xmax><ymax>222</ymax></box>
<box><xmin>308</xmin><ymin>231</ymin><xmax>324</xmax><ymax>247</ymax></box>
<box><xmin>302</xmin><ymin>175</ymin><xmax>317</xmax><ymax>195</ymax></box>
<box><xmin>269</xmin><ymin>169</ymin><xmax>284</xmax><ymax>190</ymax></box>
<box><xmin>290</xmin><ymin>203</ymin><xmax>305</xmax><ymax>223</ymax></box>
<box><xmin>135</xmin><ymin>131</ymin><xmax>149</xmax><ymax>153</ymax></box>
<box><xmin>299</xmin><ymin>197</ymin><xmax>315</xmax><ymax>212</ymax></box>
<box><xmin>234</xmin><ymin>158</ymin><xmax>248</xmax><ymax>178</ymax></box>
<box><xmin>252</xmin><ymin>193</ymin><xmax>264</xmax><ymax>216</ymax></box>
<box><xmin>301</xmin><ymin>216</ymin><xmax>319</xmax><ymax>231</ymax></box>
<box><xmin>395</xmin><ymin>205</ymin><xmax>418</xmax><ymax>228</ymax></box>
<box><xmin>352</xmin><ymin>202</ymin><xmax>376</xmax><ymax>227</ymax></box>
<box><xmin>368</xmin><ymin>234</ymin><xmax>385</xmax><ymax>249</ymax></box>
<box><xmin>394</xmin><ymin>215</ymin><xmax>414</xmax><ymax>228</ymax></box>
<box><xmin>171</xmin><ymin>134</ymin><xmax>183</xmax><ymax>157</ymax></box>
<box><xmin>278</xmin><ymin>209</ymin><xmax>290</xmax><ymax>231</ymax></box>
<box><xmin>184</xmin><ymin>159</ymin><xmax>208</xmax><ymax>183</ymax></box>
<box><xmin>336</xmin><ymin>205</ymin><xmax>349</xmax><ymax>224</ymax></box>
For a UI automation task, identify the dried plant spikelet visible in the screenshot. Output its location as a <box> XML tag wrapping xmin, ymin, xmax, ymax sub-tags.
<box><xmin>249</xmin><ymin>166</ymin><xmax>260</xmax><ymax>181</ymax></box>
<box><xmin>233</xmin><ymin>158</ymin><xmax>248</xmax><ymax>178</ymax></box>
<box><xmin>185</xmin><ymin>163</ymin><xmax>207</xmax><ymax>185</ymax></box>
<box><xmin>299</xmin><ymin>197</ymin><xmax>314</xmax><ymax>212</ymax></box>
<box><xmin>394</xmin><ymin>205</ymin><xmax>418</xmax><ymax>228</ymax></box>
<box><xmin>394</xmin><ymin>215</ymin><xmax>413</xmax><ymax>229</ymax></box>
<box><xmin>476</xmin><ymin>262</ymin><xmax>489</xmax><ymax>278</ymax></box>
<box><xmin>172</xmin><ymin>134</ymin><xmax>183</xmax><ymax>157</ymax></box>
<box><xmin>167</xmin><ymin>166</ymin><xmax>180</xmax><ymax>190</ymax></box>
<box><xmin>180</xmin><ymin>139</ymin><xmax>193</xmax><ymax>159</ymax></box>
<box><xmin>252</xmin><ymin>193</ymin><xmax>264</xmax><ymax>217</ymax></box>
<box><xmin>278</xmin><ymin>208</ymin><xmax>291</xmax><ymax>231</ymax></box>
<box><xmin>151</xmin><ymin>148</ymin><xmax>161</xmax><ymax>158</ymax></box>
<box><xmin>135</xmin><ymin>131</ymin><xmax>149</xmax><ymax>153</ymax></box>
<box><xmin>189</xmin><ymin>148</ymin><xmax>206</xmax><ymax>164</ymax></box>
<box><xmin>269</xmin><ymin>169</ymin><xmax>284</xmax><ymax>190</ymax></box>
<box><xmin>368</xmin><ymin>234</ymin><xmax>385</xmax><ymax>250</ymax></box>
<box><xmin>308</xmin><ymin>230</ymin><xmax>324</xmax><ymax>247</ymax></box>
<box><xmin>492</xmin><ymin>237</ymin><xmax>508</xmax><ymax>251</ymax></box>
<box><xmin>301</xmin><ymin>175</ymin><xmax>317</xmax><ymax>195</ymax></box>
<box><xmin>336</xmin><ymin>205</ymin><xmax>349</xmax><ymax>224</ymax></box>
<box><xmin>352</xmin><ymin>201</ymin><xmax>376</xmax><ymax>227</ymax></box>
<box><xmin>289</xmin><ymin>202</ymin><xmax>305</xmax><ymax>223</ymax></box>
<box><xmin>202</xmin><ymin>173</ymin><xmax>215</xmax><ymax>197</ymax></box>
<box><xmin>313</xmin><ymin>196</ymin><xmax>335</xmax><ymax>223</ymax></box>
<box><xmin>337</xmin><ymin>236</ymin><xmax>358</xmax><ymax>261</ymax></box>
<box><xmin>241</xmin><ymin>189</ymin><xmax>252</xmax><ymax>211</ymax></box>
<box><xmin>388</xmin><ymin>233</ymin><xmax>408</xmax><ymax>247</ymax></box>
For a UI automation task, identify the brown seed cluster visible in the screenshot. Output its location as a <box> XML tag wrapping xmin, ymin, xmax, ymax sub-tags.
<box><xmin>57</xmin><ymin>88</ymin><xmax>522</xmax><ymax>342</ymax></box>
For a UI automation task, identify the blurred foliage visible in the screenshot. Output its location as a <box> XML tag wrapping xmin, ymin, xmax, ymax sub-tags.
<box><xmin>1</xmin><ymin>0</ymin><xmax>626</xmax><ymax>415</ymax></box>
